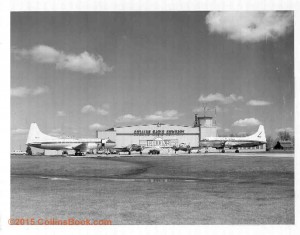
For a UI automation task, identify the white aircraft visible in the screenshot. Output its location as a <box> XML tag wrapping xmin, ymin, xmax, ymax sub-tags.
<box><xmin>26</xmin><ymin>123</ymin><xmax>116</xmax><ymax>156</ymax></box>
<box><xmin>200</xmin><ymin>125</ymin><xmax>267</xmax><ymax>153</ymax></box>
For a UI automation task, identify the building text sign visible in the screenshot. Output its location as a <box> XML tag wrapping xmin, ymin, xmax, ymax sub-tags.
<box><xmin>134</xmin><ymin>130</ymin><xmax>185</xmax><ymax>136</ymax></box>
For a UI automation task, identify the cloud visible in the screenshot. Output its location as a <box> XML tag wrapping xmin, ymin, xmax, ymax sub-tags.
<box><xmin>275</xmin><ymin>127</ymin><xmax>294</xmax><ymax>133</ymax></box>
<box><xmin>57</xmin><ymin>111</ymin><xmax>66</xmax><ymax>117</ymax></box>
<box><xmin>29</xmin><ymin>45</ymin><xmax>60</xmax><ymax>63</ymax></box>
<box><xmin>89</xmin><ymin>123</ymin><xmax>106</xmax><ymax>130</ymax></box>
<box><xmin>247</xmin><ymin>100</ymin><xmax>271</xmax><ymax>106</ymax></box>
<box><xmin>11</xmin><ymin>86</ymin><xmax>49</xmax><ymax>97</ymax></box>
<box><xmin>81</xmin><ymin>105</ymin><xmax>96</xmax><ymax>113</ymax></box>
<box><xmin>233</xmin><ymin>118</ymin><xmax>261</xmax><ymax>127</ymax></box>
<box><xmin>11</xmin><ymin>128</ymin><xmax>28</xmax><ymax>135</ymax></box>
<box><xmin>32</xmin><ymin>87</ymin><xmax>49</xmax><ymax>96</ymax></box>
<box><xmin>57</xmin><ymin>52</ymin><xmax>112</xmax><ymax>75</ymax></box>
<box><xmin>193</xmin><ymin>105</ymin><xmax>226</xmax><ymax>114</ymax></box>
<box><xmin>81</xmin><ymin>104</ymin><xmax>110</xmax><ymax>115</ymax></box>
<box><xmin>13</xmin><ymin>45</ymin><xmax>112</xmax><ymax>75</ymax></box>
<box><xmin>199</xmin><ymin>93</ymin><xmax>243</xmax><ymax>104</ymax></box>
<box><xmin>97</xmin><ymin>104</ymin><xmax>110</xmax><ymax>115</ymax></box>
<box><xmin>11</xmin><ymin>87</ymin><xmax>30</xmax><ymax>97</ymax></box>
<box><xmin>97</xmin><ymin>108</ymin><xmax>109</xmax><ymax>116</ymax></box>
<box><xmin>115</xmin><ymin>114</ymin><xmax>142</xmax><ymax>123</ymax></box>
<box><xmin>145</xmin><ymin>110</ymin><xmax>183</xmax><ymax>121</ymax></box>
<box><xmin>206</xmin><ymin>11</ymin><xmax>293</xmax><ymax>43</ymax></box>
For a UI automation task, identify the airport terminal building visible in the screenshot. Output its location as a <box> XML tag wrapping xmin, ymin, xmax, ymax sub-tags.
<box><xmin>97</xmin><ymin>114</ymin><xmax>266</xmax><ymax>152</ymax></box>
<box><xmin>97</xmin><ymin>116</ymin><xmax>217</xmax><ymax>148</ymax></box>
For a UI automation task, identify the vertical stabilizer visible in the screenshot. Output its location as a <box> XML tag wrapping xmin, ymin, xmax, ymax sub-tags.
<box><xmin>249</xmin><ymin>125</ymin><xmax>266</xmax><ymax>142</ymax></box>
<box><xmin>26</xmin><ymin>123</ymin><xmax>57</xmax><ymax>144</ymax></box>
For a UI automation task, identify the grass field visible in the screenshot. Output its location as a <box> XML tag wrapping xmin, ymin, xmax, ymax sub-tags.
<box><xmin>11</xmin><ymin>154</ymin><xmax>294</xmax><ymax>224</ymax></box>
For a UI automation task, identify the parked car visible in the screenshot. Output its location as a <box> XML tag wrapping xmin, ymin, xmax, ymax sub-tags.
<box><xmin>148</xmin><ymin>149</ymin><xmax>160</xmax><ymax>155</ymax></box>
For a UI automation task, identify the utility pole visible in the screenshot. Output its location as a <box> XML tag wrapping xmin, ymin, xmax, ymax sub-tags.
<box><xmin>194</xmin><ymin>114</ymin><xmax>201</xmax><ymax>147</ymax></box>
<box><xmin>198</xmin><ymin>116</ymin><xmax>201</xmax><ymax>147</ymax></box>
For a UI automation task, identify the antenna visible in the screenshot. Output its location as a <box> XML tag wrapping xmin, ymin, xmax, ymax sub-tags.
<box><xmin>200</xmin><ymin>103</ymin><xmax>215</xmax><ymax>118</ymax></box>
<box><xmin>214</xmin><ymin>107</ymin><xmax>217</xmax><ymax>126</ymax></box>
<box><xmin>202</xmin><ymin>103</ymin><xmax>208</xmax><ymax>117</ymax></box>
<box><xmin>204</xmin><ymin>104</ymin><xmax>216</xmax><ymax>125</ymax></box>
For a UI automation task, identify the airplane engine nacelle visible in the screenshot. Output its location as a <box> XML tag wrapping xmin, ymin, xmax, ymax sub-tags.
<box><xmin>87</xmin><ymin>143</ymin><xmax>98</xmax><ymax>150</ymax></box>
<box><xmin>200</xmin><ymin>141</ymin><xmax>224</xmax><ymax>148</ymax></box>
<box><xmin>102</xmin><ymin>139</ymin><xmax>116</xmax><ymax>149</ymax></box>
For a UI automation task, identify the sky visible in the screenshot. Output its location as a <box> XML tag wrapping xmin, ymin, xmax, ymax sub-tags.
<box><xmin>11</xmin><ymin>11</ymin><xmax>294</xmax><ymax>150</ymax></box>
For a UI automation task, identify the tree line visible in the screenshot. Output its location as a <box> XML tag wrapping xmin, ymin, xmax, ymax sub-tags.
<box><xmin>266</xmin><ymin>130</ymin><xmax>294</xmax><ymax>150</ymax></box>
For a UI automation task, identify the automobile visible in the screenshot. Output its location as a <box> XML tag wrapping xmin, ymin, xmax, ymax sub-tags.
<box><xmin>11</xmin><ymin>150</ymin><xmax>27</xmax><ymax>155</ymax></box>
<box><xmin>148</xmin><ymin>149</ymin><xmax>160</xmax><ymax>155</ymax></box>
<box><xmin>97</xmin><ymin>149</ymin><xmax>107</xmax><ymax>154</ymax></box>
<box><xmin>108</xmin><ymin>149</ymin><xmax>118</xmax><ymax>154</ymax></box>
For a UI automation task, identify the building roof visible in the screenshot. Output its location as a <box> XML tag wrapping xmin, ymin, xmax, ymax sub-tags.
<box><xmin>279</xmin><ymin>142</ymin><xmax>293</xmax><ymax>148</ymax></box>
<box><xmin>198</xmin><ymin>116</ymin><xmax>213</xmax><ymax>119</ymax></box>
<box><xmin>274</xmin><ymin>140</ymin><xmax>294</xmax><ymax>149</ymax></box>
<box><xmin>104</xmin><ymin>123</ymin><xmax>195</xmax><ymax>131</ymax></box>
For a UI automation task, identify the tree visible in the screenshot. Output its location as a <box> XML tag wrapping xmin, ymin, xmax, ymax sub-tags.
<box><xmin>266</xmin><ymin>136</ymin><xmax>275</xmax><ymax>151</ymax></box>
<box><xmin>291</xmin><ymin>135</ymin><xmax>295</xmax><ymax>145</ymax></box>
<box><xmin>26</xmin><ymin>146</ymin><xmax>32</xmax><ymax>155</ymax></box>
<box><xmin>277</xmin><ymin>131</ymin><xmax>291</xmax><ymax>141</ymax></box>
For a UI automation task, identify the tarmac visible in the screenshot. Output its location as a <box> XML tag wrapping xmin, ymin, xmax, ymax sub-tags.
<box><xmin>11</xmin><ymin>152</ymin><xmax>294</xmax><ymax>224</ymax></box>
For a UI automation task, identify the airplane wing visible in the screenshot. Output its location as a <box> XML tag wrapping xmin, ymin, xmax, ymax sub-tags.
<box><xmin>200</xmin><ymin>140</ymin><xmax>226</xmax><ymax>149</ymax></box>
<box><xmin>108</xmin><ymin>147</ymin><xmax>129</xmax><ymax>153</ymax></box>
<box><xmin>111</xmin><ymin>145</ymin><xmax>144</xmax><ymax>152</ymax></box>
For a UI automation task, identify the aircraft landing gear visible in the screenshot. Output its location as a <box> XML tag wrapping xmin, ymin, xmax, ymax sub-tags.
<box><xmin>75</xmin><ymin>151</ymin><xmax>83</xmax><ymax>156</ymax></box>
<box><xmin>235</xmin><ymin>149</ymin><xmax>239</xmax><ymax>153</ymax></box>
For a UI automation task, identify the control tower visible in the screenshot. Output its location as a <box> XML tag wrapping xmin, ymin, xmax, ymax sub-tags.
<box><xmin>194</xmin><ymin>114</ymin><xmax>217</xmax><ymax>146</ymax></box>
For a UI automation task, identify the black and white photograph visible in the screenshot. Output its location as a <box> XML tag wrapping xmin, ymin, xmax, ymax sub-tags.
<box><xmin>4</xmin><ymin>0</ymin><xmax>299</xmax><ymax>233</ymax></box>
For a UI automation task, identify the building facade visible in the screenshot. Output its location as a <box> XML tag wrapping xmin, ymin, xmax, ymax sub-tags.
<box><xmin>97</xmin><ymin>116</ymin><xmax>217</xmax><ymax>148</ymax></box>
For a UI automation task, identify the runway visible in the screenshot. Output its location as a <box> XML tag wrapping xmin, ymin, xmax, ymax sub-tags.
<box><xmin>11</xmin><ymin>153</ymin><xmax>294</xmax><ymax>224</ymax></box>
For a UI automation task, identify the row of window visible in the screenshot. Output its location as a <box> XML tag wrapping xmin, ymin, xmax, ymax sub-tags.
<box><xmin>239</xmin><ymin>145</ymin><xmax>265</xmax><ymax>150</ymax></box>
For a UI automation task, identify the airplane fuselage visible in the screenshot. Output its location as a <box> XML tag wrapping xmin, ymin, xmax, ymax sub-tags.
<box><xmin>28</xmin><ymin>140</ymin><xmax>99</xmax><ymax>151</ymax></box>
<box><xmin>200</xmin><ymin>139</ymin><xmax>265</xmax><ymax>149</ymax></box>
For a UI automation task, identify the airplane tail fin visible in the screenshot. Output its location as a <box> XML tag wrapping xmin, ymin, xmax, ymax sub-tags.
<box><xmin>249</xmin><ymin>125</ymin><xmax>266</xmax><ymax>142</ymax></box>
<box><xmin>26</xmin><ymin>123</ymin><xmax>57</xmax><ymax>144</ymax></box>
